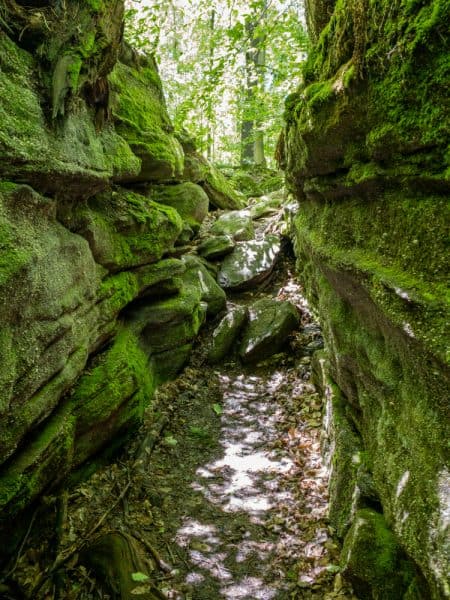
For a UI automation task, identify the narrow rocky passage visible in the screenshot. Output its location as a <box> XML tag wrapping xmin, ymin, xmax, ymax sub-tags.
<box><xmin>148</xmin><ymin>298</ymin><xmax>342</xmax><ymax>599</ymax></box>
<box><xmin>7</xmin><ymin>205</ymin><xmax>355</xmax><ymax>600</ymax></box>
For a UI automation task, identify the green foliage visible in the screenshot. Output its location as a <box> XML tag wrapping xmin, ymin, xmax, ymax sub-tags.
<box><xmin>124</xmin><ymin>0</ymin><xmax>308</xmax><ymax>165</ymax></box>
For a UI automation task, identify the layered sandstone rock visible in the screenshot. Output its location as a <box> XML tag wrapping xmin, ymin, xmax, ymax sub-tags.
<box><xmin>0</xmin><ymin>1</ymin><xmax>239</xmax><ymax>533</ymax></box>
<box><xmin>281</xmin><ymin>1</ymin><xmax>449</xmax><ymax>597</ymax></box>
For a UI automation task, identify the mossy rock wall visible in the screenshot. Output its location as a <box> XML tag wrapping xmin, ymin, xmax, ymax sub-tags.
<box><xmin>0</xmin><ymin>3</ymin><xmax>236</xmax><ymax>537</ymax></box>
<box><xmin>283</xmin><ymin>0</ymin><xmax>449</xmax><ymax>597</ymax></box>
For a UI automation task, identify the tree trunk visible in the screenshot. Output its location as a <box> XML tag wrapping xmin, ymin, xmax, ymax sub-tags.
<box><xmin>240</xmin><ymin>6</ymin><xmax>267</xmax><ymax>167</ymax></box>
<box><xmin>207</xmin><ymin>9</ymin><xmax>216</xmax><ymax>161</ymax></box>
<box><xmin>254</xmin><ymin>129</ymin><xmax>266</xmax><ymax>167</ymax></box>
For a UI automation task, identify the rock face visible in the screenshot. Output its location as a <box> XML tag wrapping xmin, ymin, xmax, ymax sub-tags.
<box><xmin>0</xmin><ymin>3</ymin><xmax>241</xmax><ymax>536</ymax></box>
<box><xmin>282</xmin><ymin>1</ymin><xmax>449</xmax><ymax>597</ymax></box>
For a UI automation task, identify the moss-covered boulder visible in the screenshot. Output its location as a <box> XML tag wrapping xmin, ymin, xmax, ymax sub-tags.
<box><xmin>181</xmin><ymin>255</ymin><xmax>227</xmax><ymax>317</ymax></box>
<box><xmin>239</xmin><ymin>299</ymin><xmax>300</xmax><ymax>363</ymax></box>
<box><xmin>71</xmin><ymin>328</ymin><xmax>155</xmax><ymax>466</ymax></box>
<box><xmin>197</xmin><ymin>235</ymin><xmax>236</xmax><ymax>260</ymax></box>
<box><xmin>178</xmin><ymin>134</ymin><xmax>246</xmax><ymax>209</ymax></box>
<box><xmin>231</xmin><ymin>169</ymin><xmax>284</xmax><ymax>199</ymax></box>
<box><xmin>0</xmin><ymin>403</ymin><xmax>76</xmax><ymax>524</ymax></box>
<box><xmin>0</xmin><ymin>30</ymin><xmax>139</xmax><ymax>197</ymax></box>
<box><xmin>283</xmin><ymin>0</ymin><xmax>450</xmax><ymax>594</ymax></box>
<box><xmin>217</xmin><ymin>235</ymin><xmax>281</xmax><ymax>291</ymax></box>
<box><xmin>208</xmin><ymin>306</ymin><xmax>249</xmax><ymax>364</ymax></box>
<box><xmin>210</xmin><ymin>210</ymin><xmax>255</xmax><ymax>241</ymax></box>
<box><xmin>109</xmin><ymin>60</ymin><xmax>184</xmax><ymax>183</ymax></box>
<box><xmin>70</xmin><ymin>188</ymin><xmax>183</xmax><ymax>272</ymax></box>
<box><xmin>341</xmin><ymin>509</ymin><xmax>415</xmax><ymax>600</ymax></box>
<box><xmin>124</xmin><ymin>282</ymin><xmax>207</xmax><ymax>381</ymax></box>
<box><xmin>96</xmin><ymin>258</ymin><xmax>186</xmax><ymax>327</ymax></box>
<box><xmin>0</xmin><ymin>183</ymin><xmax>102</xmax><ymax>466</ymax></box>
<box><xmin>249</xmin><ymin>194</ymin><xmax>284</xmax><ymax>220</ymax></box>
<box><xmin>149</xmin><ymin>182</ymin><xmax>209</xmax><ymax>232</ymax></box>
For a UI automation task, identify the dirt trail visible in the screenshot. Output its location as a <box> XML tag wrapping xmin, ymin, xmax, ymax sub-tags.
<box><xmin>7</xmin><ymin>220</ymin><xmax>356</xmax><ymax>600</ymax></box>
<box><xmin>141</xmin><ymin>254</ymin><xmax>355</xmax><ymax>599</ymax></box>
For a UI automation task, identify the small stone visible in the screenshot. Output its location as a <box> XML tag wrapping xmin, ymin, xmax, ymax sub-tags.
<box><xmin>207</xmin><ymin>305</ymin><xmax>249</xmax><ymax>364</ymax></box>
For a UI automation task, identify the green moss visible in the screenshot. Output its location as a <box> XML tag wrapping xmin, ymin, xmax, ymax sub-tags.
<box><xmin>149</xmin><ymin>182</ymin><xmax>209</xmax><ymax>231</ymax></box>
<box><xmin>109</xmin><ymin>63</ymin><xmax>184</xmax><ymax>181</ymax></box>
<box><xmin>0</xmin><ymin>31</ymin><xmax>138</xmax><ymax>189</ymax></box>
<box><xmin>342</xmin><ymin>508</ymin><xmax>415</xmax><ymax>599</ymax></box>
<box><xmin>305</xmin><ymin>78</ymin><xmax>335</xmax><ymax>107</ymax></box>
<box><xmin>151</xmin><ymin>343</ymin><xmax>193</xmax><ymax>384</ymax></box>
<box><xmin>0</xmin><ymin>220</ymin><xmax>30</xmax><ymax>287</ymax></box>
<box><xmin>142</xmin><ymin>294</ymin><xmax>206</xmax><ymax>354</ymax></box>
<box><xmin>294</xmin><ymin>230</ymin><xmax>448</xmax><ymax>594</ymax></box>
<box><xmin>72</xmin><ymin>328</ymin><xmax>153</xmax><ymax>432</ymax></box>
<box><xmin>293</xmin><ymin>192</ymin><xmax>449</xmax><ymax>363</ymax></box>
<box><xmin>285</xmin><ymin>0</ymin><xmax>449</xmax><ymax>593</ymax></box>
<box><xmin>74</xmin><ymin>189</ymin><xmax>183</xmax><ymax>272</ymax></box>
<box><xmin>0</xmin><ymin>404</ymin><xmax>76</xmax><ymax>520</ymax></box>
<box><xmin>343</xmin><ymin>63</ymin><xmax>355</xmax><ymax>87</ymax></box>
<box><xmin>324</xmin><ymin>380</ymin><xmax>366</xmax><ymax>538</ymax></box>
<box><xmin>66</xmin><ymin>54</ymin><xmax>83</xmax><ymax>93</ymax></box>
<box><xmin>97</xmin><ymin>258</ymin><xmax>185</xmax><ymax>319</ymax></box>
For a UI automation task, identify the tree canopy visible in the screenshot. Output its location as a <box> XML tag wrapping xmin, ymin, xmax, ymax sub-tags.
<box><xmin>124</xmin><ymin>0</ymin><xmax>308</xmax><ymax>166</ymax></box>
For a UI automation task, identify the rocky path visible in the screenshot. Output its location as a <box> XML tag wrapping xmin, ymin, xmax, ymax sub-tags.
<box><xmin>143</xmin><ymin>252</ymin><xmax>353</xmax><ymax>600</ymax></box>
<box><xmin>7</xmin><ymin>200</ymin><xmax>356</xmax><ymax>600</ymax></box>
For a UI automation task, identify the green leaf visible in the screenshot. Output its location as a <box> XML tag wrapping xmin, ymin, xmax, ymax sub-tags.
<box><xmin>326</xmin><ymin>564</ymin><xmax>341</xmax><ymax>573</ymax></box>
<box><xmin>131</xmin><ymin>572</ymin><xmax>149</xmax><ymax>582</ymax></box>
<box><xmin>212</xmin><ymin>403</ymin><xmax>223</xmax><ymax>416</ymax></box>
<box><xmin>164</xmin><ymin>435</ymin><xmax>178</xmax><ymax>446</ymax></box>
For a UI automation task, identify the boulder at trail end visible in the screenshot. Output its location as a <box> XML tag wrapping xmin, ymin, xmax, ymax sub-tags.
<box><xmin>239</xmin><ymin>298</ymin><xmax>300</xmax><ymax>364</ymax></box>
<box><xmin>207</xmin><ymin>305</ymin><xmax>249</xmax><ymax>364</ymax></box>
<box><xmin>197</xmin><ymin>235</ymin><xmax>235</xmax><ymax>260</ymax></box>
<box><xmin>217</xmin><ymin>235</ymin><xmax>281</xmax><ymax>291</ymax></box>
<box><xmin>210</xmin><ymin>210</ymin><xmax>255</xmax><ymax>241</ymax></box>
<box><xmin>148</xmin><ymin>182</ymin><xmax>210</xmax><ymax>233</ymax></box>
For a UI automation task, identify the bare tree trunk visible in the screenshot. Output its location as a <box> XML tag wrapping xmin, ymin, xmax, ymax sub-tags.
<box><xmin>207</xmin><ymin>9</ymin><xmax>216</xmax><ymax>161</ymax></box>
<box><xmin>240</xmin><ymin>5</ymin><xmax>267</xmax><ymax>167</ymax></box>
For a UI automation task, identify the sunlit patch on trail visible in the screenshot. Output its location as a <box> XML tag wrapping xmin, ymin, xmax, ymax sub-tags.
<box><xmin>192</xmin><ymin>372</ymin><xmax>295</xmax><ymax>518</ymax></box>
<box><xmin>222</xmin><ymin>576</ymin><xmax>278</xmax><ymax>599</ymax></box>
<box><xmin>171</xmin><ymin>365</ymin><xmax>334</xmax><ymax>597</ymax></box>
